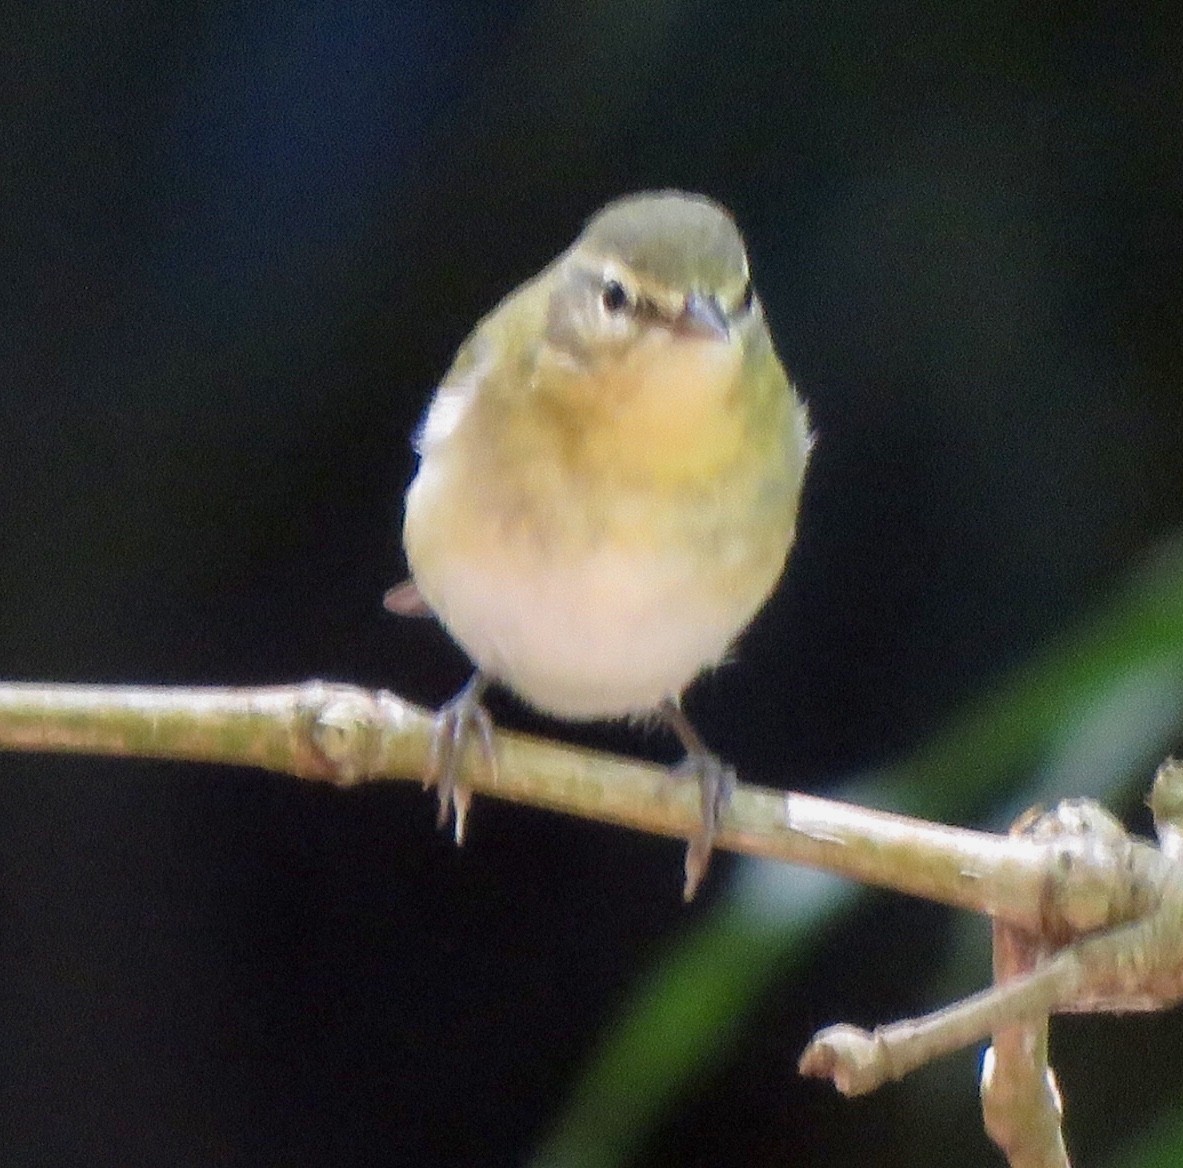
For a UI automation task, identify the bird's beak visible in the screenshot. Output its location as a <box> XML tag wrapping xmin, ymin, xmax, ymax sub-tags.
<box><xmin>673</xmin><ymin>293</ymin><xmax>730</xmax><ymax>341</ymax></box>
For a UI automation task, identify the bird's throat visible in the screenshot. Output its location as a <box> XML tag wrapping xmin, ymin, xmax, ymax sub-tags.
<box><xmin>578</xmin><ymin>335</ymin><xmax>745</xmax><ymax>485</ymax></box>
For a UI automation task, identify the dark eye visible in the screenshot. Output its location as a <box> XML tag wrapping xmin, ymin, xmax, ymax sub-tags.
<box><xmin>737</xmin><ymin>280</ymin><xmax>754</xmax><ymax>313</ymax></box>
<box><xmin>601</xmin><ymin>279</ymin><xmax>631</xmax><ymax>313</ymax></box>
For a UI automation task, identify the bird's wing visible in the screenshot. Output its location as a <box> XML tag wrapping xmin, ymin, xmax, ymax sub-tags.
<box><xmin>412</xmin><ymin>329</ymin><xmax>496</xmax><ymax>457</ymax></box>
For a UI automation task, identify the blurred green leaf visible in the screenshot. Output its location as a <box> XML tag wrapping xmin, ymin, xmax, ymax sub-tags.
<box><xmin>1109</xmin><ymin>1106</ymin><xmax>1183</xmax><ymax>1168</ymax></box>
<box><xmin>899</xmin><ymin>538</ymin><xmax>1183</xmax><ymax>820</ymax></box>
<box><xmin>531</xmin><ymin>867</ymin><xmax>854</xmax><ymax>1168</ymax></box>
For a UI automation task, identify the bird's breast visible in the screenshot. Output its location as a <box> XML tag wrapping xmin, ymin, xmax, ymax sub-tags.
<box><xmin>403</xmin><ymin>324</ymin><xmax>801</xmax><ymax>720</ymax></box>
<box><xmin>575</xmin><ymin>334</ymin><xmax>746</xmax><ymax>485</ymax></box>
<box><xmin>404</xmin><ymin>453</ymin><xmax>791</xmax><ymax>720</ymax></box>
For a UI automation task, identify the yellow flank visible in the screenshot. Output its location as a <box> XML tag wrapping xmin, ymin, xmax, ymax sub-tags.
<box><xmin>402</xmin><ymin>190</ymin><xmax>811</xmax><ymax>721</ymax></box>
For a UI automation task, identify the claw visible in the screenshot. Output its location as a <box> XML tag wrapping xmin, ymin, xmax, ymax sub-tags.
<box><xmin>675</xmin><ymin>752</ymin><xmax>736</xmax><ymax>901</ymax></box>
<box><xmin>424</xmin><ymin>673</ymin><xmax>496</xmax><ymax>844</ymax></box>
<box><xmin>660</xmin><ymin>699</ymin><xmax>736</xmax><ymax>900</ymax></box>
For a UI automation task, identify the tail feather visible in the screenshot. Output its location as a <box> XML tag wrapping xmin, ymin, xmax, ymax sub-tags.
<box><xmin>383</xmin><ymin>580</ymin><xmax>434</xmax><ymax>618</ymax></box>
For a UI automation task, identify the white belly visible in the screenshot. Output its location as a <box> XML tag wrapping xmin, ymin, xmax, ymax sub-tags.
<box><xmin>417</xmin><ymin>532</ymin><xmax>762</xmax><ymax>720</ymax></box>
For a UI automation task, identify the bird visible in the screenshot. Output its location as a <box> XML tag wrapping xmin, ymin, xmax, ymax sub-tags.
<box><xmin>387</xmin><ymin>190</ymin><xmax>811</xmax><ymax>898</ymax></box>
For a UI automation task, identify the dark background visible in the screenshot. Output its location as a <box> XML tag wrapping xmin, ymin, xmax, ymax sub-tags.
<box><xmin>2</xmin><ymin>3</ymin><xmax>1183</xmax><ymax>1165</ymax></box>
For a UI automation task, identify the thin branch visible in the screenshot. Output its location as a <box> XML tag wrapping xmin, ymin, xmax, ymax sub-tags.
<box><xmin>799</xmin><ymin>769</ymin><xmax>1183</xmax><ymax>1168</ymax></box>
<box><xmin>0</xmin><ymin>680</ymin><xmax>1159</xmax><ymax>935</ymax></box>
<box><xmin>4</xmin><ymin>680</ymin><xmax>1183</xmax><ymax>1167</ymax></box>
<box><xmin>980</xmin><ymin>917</ymin><xmax>1069</xmax><ymax>1168</ymax></box>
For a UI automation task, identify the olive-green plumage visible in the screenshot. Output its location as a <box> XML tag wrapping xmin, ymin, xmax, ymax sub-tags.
<box><xmin>396</xmin><ymin>190</ymin><xmax>811</xmax><ymax>894</ymax></box>
<box><xmin>403</xmin><ymin>190</ymin><xmax>809</xmax><ymax>718</ymax></box>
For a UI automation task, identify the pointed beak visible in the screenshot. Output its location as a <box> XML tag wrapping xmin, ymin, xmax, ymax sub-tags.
<box><xmin>673</xmin><ymin>292</ymin><xmax>730</xmax><ymax>341</ymax></box>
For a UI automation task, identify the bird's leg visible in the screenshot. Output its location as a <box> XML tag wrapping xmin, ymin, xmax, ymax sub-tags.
<box><xmin>424</xmin><ymin>671</ymin><xmax>497</xmax><ymax>845</ymax></box>
<box><xmin>659</xmin><ymin>698</ymin><xmax>736</xmax><ymax>901</ymax></box>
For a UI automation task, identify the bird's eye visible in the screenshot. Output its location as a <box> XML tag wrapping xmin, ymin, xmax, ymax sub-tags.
<box><xmin>737</xmin><ymin>280</ymin><xmax>754</xmax><ymax>314</ymax></box>
<box><xmin>601</xmin><ymin>279</ymin><xmax>631</xmax><ymax>313</ymax></box>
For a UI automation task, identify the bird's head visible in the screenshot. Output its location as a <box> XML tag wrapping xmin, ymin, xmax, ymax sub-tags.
<box><xmin>544</xmin><ymin>191</ymin><xmax>764</xmax><ymax>371</ymax></box>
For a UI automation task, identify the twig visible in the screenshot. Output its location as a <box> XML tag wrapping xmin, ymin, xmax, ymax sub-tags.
<box><xmin>799</xmin><ymin>766</ymin><xmax>1183</xmax><ymax>1167</ymax></box>
<box><xmin>980</xmin><ymin>914</ymin><xmax>1069</xmax><ymax>1168</ymax></box>
<box><xmin>0</xmin><ymin>680</ymin><xmax>1163</xmax><ymax>937</ymax></box>
<box><xmin>4</xmin><ymin>682</ymin><xmax>1183</xmax><ymax>1163</ymax></box>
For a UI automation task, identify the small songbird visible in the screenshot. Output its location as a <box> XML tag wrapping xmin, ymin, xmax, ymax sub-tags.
<box><xmin>387</xmin><ymin>190</ymin><xmax>811</xmax><ymax>898</ymax></box>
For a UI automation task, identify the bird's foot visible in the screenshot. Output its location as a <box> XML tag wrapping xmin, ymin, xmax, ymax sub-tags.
<box><xmin>425</xmin><ymin>673</ymin><xmax>496</xmax><ymax>844</ymax></box>
<box><xmin>660</xmin><ymin>699</ymin><xmax>736</xmax><ymax>900</ymax></box>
